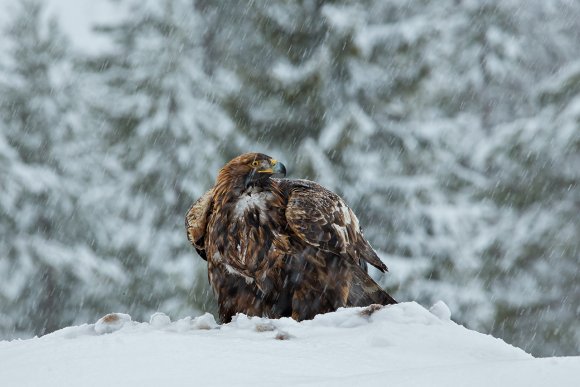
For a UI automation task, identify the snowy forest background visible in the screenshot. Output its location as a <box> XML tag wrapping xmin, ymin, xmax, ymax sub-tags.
<box><xmin>0</xmin><ymin>0</ymin><xmax>578</xmax><ymax>357</ymax></box>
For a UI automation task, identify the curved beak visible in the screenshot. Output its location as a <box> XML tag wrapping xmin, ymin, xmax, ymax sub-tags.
<box><xmin>255</xmin><ymin>158</ymin><xmax>286</xmax><ymax>177</ymax></box>
<box><xmin>271</xmin><ymin>160</ymin><xmax>286</xmax><ymax>178</ymax></box>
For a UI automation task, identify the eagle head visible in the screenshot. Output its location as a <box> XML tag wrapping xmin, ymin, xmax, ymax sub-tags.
<box><xmin>217</xmin><ymin>153</ymin><xmax>286</xmax><ymax>190</ymax></box>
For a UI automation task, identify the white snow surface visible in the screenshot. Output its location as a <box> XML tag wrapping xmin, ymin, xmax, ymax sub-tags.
<box><xmin>1</xmin><ymin>302</ymin><xmax>577</xmax><ymax>387</ymax></box>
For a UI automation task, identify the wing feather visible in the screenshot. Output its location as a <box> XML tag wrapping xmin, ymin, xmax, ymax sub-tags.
<box><xmin>283</xmin><ymin>180</ymin><xmax>388</xmax><ymax>272</ymax></box>
<box><xmin>185</xmin><ymin>189</ymin><xmax>214</xmax><ymax>260</ymax></box>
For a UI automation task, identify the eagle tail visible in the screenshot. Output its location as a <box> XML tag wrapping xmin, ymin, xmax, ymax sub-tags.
<box><xmin>347</xmin><ymin>265</ymin><xmax>397</xmax><ymax>306</ymax></box>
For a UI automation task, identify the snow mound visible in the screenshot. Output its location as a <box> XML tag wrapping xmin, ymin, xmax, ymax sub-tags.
<box><xmin>48</xmin><ymin>311</ymin><xmax>220</xmax><ymax>339</ymax></box>
<box><xmin>429</xmin><ymin>300</ymin><xmax>452</xmax><ymax>321</ymax></box>
<box><xmin>0</xmin><ymin>302</ymin><xmax>578</xmax><ymax>387</ymax></box>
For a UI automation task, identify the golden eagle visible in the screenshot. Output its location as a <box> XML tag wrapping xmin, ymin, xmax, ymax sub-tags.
<box><xmin>186</xmin><ymin>152</ymin><xmax>396</xmax><ymax>322</ymax></box>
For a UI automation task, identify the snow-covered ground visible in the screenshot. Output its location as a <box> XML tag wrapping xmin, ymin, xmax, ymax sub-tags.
<box><xmin>0</xmin><ymin>302</ymin><xmax>577</xmax><ymax>387</ymax></box>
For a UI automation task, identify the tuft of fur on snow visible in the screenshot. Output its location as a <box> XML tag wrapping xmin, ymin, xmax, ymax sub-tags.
<box><xmin>275</xmin><ymin>330</ymin><xmax>293</xmax><ymax>340</ymax></box>
<box><xmin>255</xmin><ymin>322</ymin><xmax>276</xmax><ymax>332</ymax></box>
<box><xmin>359</xmin><ymin>304</ymin><xmax>384</xmax><ymax>317</ymax></box>
<box><xmin>94</xmin><ymin>313</ymin><xmax>132</xmax><ymax>335</ymax></box>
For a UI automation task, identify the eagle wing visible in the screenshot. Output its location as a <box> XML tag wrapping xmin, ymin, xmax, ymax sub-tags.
<box><xmin>283</xmin><ymin>179</ymin><xmax>388</xmax><ymax>272</ymax></box>
<box><xmin>185</xmin><ymin>188</ymin><xmax>214</xmax><ymax>261</ymax></box>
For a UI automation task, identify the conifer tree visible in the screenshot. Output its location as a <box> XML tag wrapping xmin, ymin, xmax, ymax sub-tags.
<box><xmin>0</xmin><ymin>0</ymin><xmax>121</xmax><ymax>337</ymax></box>
<box><xmin>85</xmin><ymin>0</ymin><xmax>243</xmax><ymax>319</ymax></box>
<box><xmin>477</xmin><ymin>61</ymin><xmax>580</xmax><ymax>356</ymax></box>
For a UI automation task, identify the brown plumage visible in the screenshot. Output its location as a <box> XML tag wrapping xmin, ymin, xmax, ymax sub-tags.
<box><xmin>186</xmin><ymin>152</ymin><xmax>396</xmax><ymax>322</ymax></box>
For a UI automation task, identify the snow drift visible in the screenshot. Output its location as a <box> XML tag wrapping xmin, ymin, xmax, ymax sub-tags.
<box><xmin>0</xmin><ymin>302</ymin><xmax>577</xmax><ymax>387</ymax></box>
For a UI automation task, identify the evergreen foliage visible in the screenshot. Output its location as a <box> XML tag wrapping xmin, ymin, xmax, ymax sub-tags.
<box><xmin>0</xmin><ymin>0</ymin><xmax>122</xmax><ymax>336</ymax></box>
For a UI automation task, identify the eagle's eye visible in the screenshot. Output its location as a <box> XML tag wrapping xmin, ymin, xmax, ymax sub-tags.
<box><xmin>250</xmin><ymin>160</ymin><xmax>260</xmax><ymax>168</ymax></box>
